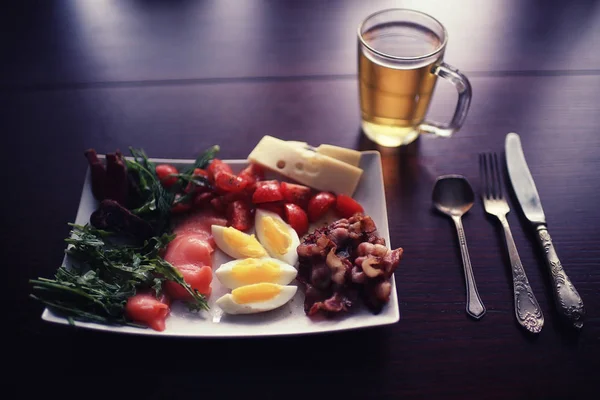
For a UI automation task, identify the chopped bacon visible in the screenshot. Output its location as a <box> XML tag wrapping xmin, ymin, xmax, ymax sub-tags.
<box><xmin>308</xmin><ymin>292</ymin><xmax>352</xmax><ymax>316</ymax></box>
<box><xmin>297</xmin><ymin>214</ymin><xmax>403</xmax><ymax>317</ymax></box>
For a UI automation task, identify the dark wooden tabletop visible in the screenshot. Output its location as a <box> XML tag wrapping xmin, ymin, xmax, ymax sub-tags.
<box><xmin>4</xmin><ymin>1</ymin><xmax>599</xmax><ymax>398</ymax></box>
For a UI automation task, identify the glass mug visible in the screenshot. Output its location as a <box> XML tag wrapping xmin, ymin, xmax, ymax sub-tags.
<box><xmin>358</xmin><ymin>9</ymin><xmax>472</xmax><ymax>147</ymax></box>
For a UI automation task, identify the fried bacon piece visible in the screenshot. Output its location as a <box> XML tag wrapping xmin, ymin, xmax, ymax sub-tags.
<box><xmin>297</xmin><ymin>214</ymin><xmax>403</xmax><ymax>317</ymax></box>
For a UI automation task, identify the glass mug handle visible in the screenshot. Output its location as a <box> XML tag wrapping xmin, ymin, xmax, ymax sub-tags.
<box><xmin>419</xmin><ymin>63</ymin><xmax>472</xmax><ymax>138</ymax></box>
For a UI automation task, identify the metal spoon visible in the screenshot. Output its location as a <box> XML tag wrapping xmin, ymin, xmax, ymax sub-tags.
<box><xmin>433</xmin><ymin>175</ymin><xmax>486</xmax><ymax>319</ymax></box>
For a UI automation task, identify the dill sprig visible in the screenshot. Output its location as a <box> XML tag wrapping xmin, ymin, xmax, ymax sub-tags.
<box><xmin>30</xmin><ymin>224</ymin><xmax>208</xmax><ymax>326</ymax></box>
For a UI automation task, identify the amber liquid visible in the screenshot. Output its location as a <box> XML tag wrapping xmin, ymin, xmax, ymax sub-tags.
<box><xmin>359</xmin><ymin>23</ymin><xmax>442</xmax><ymax>147</ymax></box>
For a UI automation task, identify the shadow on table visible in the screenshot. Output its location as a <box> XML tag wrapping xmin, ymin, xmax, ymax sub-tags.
<box><xmin>356</xmin><ymin>129</ymin><xmax>423</xmax><ymax>202</ymax></box>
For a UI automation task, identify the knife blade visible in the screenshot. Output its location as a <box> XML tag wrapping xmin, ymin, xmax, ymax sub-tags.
<box><xmin>505</xmin><ymin>132</ymin><xmax>585</xmax><ymax>328</ymax></box>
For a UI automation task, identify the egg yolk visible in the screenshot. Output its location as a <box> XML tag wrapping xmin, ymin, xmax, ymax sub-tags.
<box><xmin>231</xmin><ymin>259</ymin><xmax>281</xmax><ymax>285</ymax></box>
<box><xmin>223</xmin><ymin>227</ymin><xmax>267</xmax><ymax>258</ymax></box>
<box><xmin>261</xmin><ymin>216</ymin><xmax>292</xmax><ymax>255</ymax></box>
<box><xmin>231</xmin><ymin>283</ymin><xmax>282</xmax><ymax>304</ymax></box>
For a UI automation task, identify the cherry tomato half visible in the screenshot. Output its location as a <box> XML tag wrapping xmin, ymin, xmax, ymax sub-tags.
<box><xmin>156</xmin><ymin>164</ymin><xmax>178</xmax><ymax>188</ymax></box>
<box><xmin>284</xmin><ymin>203</ymin><xmax>309</xmax><ymax>236</ymax></box>
<box><xmin>307</xmin><ymin>192</ymin><xmax>336</xmax><ymax>222</ymax></box>
<box><xmin>335</xmin><ymin>194</ymin><xmax>364</xmax><ymax>218</ymax></box>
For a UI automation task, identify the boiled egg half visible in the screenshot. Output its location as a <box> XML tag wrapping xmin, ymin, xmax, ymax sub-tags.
<box><xmin>216</xmin><ymin>283</ymin><xmax>297</xmax><ymax>314</ymax></box>
<box><xmin>255</xmin><ymin>209</ymin><xmax>300</xmax><ymax>266</ymax></box>
<box><xmin>211</xmin><ymin>225</ymin><xmax>268</xmax><ymax>259</ymax></box>
<box><xmin>215</xmin><ymin>257</ymin><xmax>298</xmax><ymax>289</ymax></box>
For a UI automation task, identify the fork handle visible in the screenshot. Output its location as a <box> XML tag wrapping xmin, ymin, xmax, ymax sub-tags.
<box><xmin>498</xmin><ymin>216</ymin><xmax>544</xmax><ymax>333</ymax></box>
<box><xmin>452</xmin><ymin>216</ymin><xmax>486</xmax><ymax>319</ymax></box>
<box><xmin>535</xmin><ymin>225</ymin><xmax>585</xmax><ymax>329</ymax></box>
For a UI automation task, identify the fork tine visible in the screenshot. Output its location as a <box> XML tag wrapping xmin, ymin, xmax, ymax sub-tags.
<box><xmin>482</xmin><ymin>153</ymin><xmax>489</xmax><ymax>198</ymax></box>
<box><xmin>484</xmin><ymin>153</ymin><xmax>491</xmax><ymax>198</ymax></box>
<box><xmin>479</xmin><ymin>153</ymin><xmax>488</xmax><ymax>198</ymax></box>
<box><xmin>492</xmin><ymin>152</ymin><xmax>503</xmax><ymax>199</ymax></box>
<box><xmin>487</xmin><ymin>153</ymin><xmax>496</xmax><ymax>199</ymax></box>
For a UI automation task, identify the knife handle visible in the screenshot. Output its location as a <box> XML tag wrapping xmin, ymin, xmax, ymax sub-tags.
<box><xmin>535</xmin><ymin>225</ymin><xmax>585</xmax><ymax>328</ymax></box>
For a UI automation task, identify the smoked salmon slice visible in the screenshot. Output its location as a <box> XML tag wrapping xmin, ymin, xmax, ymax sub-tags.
<box><xmin>163</xmin><ymin>264</ymin><xmax>213</xmax><ymax>300</ymax></box>
<box><xmin>125</xmin><ymin>292</ymin><xmax>171</xmax><ymax>331</ymax></box>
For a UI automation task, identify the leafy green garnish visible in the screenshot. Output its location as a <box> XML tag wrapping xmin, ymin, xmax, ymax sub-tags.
<box><xmin>30</xmin><ymin>224</ymin><xmax>209</xmax><ymax>326</ymax></box>
<box><xmin>126</xmin><ymin>145</ymin><xmax>219</xmax><ymax>229</ymax></box>
<box><xmin>126</xmin><ymin>148</ymin><xmax>174</xmax><ymax>234</ymax></box>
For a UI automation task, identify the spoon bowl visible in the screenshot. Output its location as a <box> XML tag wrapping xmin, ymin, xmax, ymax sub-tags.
<box><xmin>432</xmin><ymin>175</ymin><xmax>475</xmax><ymax>217</ymax></box>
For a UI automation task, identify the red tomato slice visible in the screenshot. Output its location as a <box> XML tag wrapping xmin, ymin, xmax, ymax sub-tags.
<box><xmin>185</xmin><ymin>168</ymin><xmax>210</xmax><ymax>193</ymax></box>
<box><xmin>256</xmin><ymin>201</ymin><xmax>285</xmax><ymax>218</ymax></box>
<box><xmin>163</xmin><ymin>264</ymin><xmax>213</xmax><ymax>300</ymax></box>
<box><xmin>284</xmin><ymin>203</ymin><xmax>309</xmax><ymax>236</ymax></box>
<box><xmin>126</xmin><ymin>292</ymin><xmax>171</xmax><ymax>331</ymax></box>
<box><xmin>210</xmin><ymin>196</ymin><xmax>226</xmax><ymax>214</ymax></box>
<box><xmin>171</xmin><ymin>194</ymin><xmax>193</xmax><ymax>214</ymax></box>
<box><xmin>335</xmin><ymin>194</ymin><xmax>364</xmax><ymax>218</ymax></box>
<box><xmin>252</xmin><ymin>180</ymin><xmax>284</xmax><ymax>203</ymax></box>
<box><xmin>238</xmin><ymin>163</ymin><xmax>265</xmax><ymax>190</ymax></box>
<box><xmin>307</xmin><ymin>192</ymin><xmax>336</xmax><ymax>222</ymax></box>
<box><xmin>193</xmin><ymin>192</ymin><xmax>215</xmax><ymax>208</ymax></box>
<box><xmin>214</xmin><ymin>171</ymin><xmax>248</xmax><ymax>193</ymax></box>
<box><xmin>227</xmin><ymin>200</ymin><xmax>253</xmax><ymax>231</ymax></box>
<box><xmin>281</xmin><ymin>182</ymin><xmax>311</xmax><ymax>209</ymax></box>
<box><xmin>155</xmin><ymin>164</ymin><xmax>178</xmax><ymax>188</ymax></box>
<box><xmin>207</xmin><ymin>159</ymin><xmax>233</xmax><ymax>182</ymax></box>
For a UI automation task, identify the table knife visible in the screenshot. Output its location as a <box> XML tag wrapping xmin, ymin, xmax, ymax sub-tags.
<box><xmin>505</xmin><ymin>132</ymin><xmax>585</xmax><ymax>328</ymax></box>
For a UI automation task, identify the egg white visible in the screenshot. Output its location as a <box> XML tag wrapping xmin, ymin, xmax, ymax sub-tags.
<box><xmin>216</xmin><ymin>284</ymin><xmax>297</xmax><ymax>314</ymax></box>
<box><xmin>254</xmin><ymin>209</ymin><xmax>300</xmax><ymax>266</ymax></box>
<box><xmin>215</xmin><ymin>258</ymin><xmax>298</xmax><ymax>289</ymax></box>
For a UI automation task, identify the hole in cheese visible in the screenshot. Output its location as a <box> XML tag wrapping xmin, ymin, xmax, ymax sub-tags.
<box><xmin>277</xmin><ymin>160</ymin><xmax>286</xmax><ymax>169</ymax></box>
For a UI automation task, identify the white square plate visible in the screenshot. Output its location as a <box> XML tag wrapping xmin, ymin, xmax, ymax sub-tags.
<box><xmin>42</xmin><ymin>151</ymin><xmax>400</xmax><ymax>336</ymax></box>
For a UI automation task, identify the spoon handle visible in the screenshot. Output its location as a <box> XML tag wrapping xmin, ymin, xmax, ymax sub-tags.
<box><xmin>452</xmin><ymin>216</ymin><xmax>486</xmax><ymax>319</ymax></box>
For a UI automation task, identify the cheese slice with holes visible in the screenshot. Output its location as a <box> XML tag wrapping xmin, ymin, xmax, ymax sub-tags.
<box><xmin>248</xmin><ymin>136</ymin><xmax>363</xmax><ymax>195</ymax></box>
<box><xmin>286</xmin><ymin>141</ymin><xmax>362</xmax><ymax>167</ymax></box>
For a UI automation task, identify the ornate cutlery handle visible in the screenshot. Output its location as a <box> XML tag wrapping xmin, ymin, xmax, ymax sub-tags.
<box><xmin>536</xmin><ymin>226</ymin><xmax>585</xmax><ymax>329</ymax></box>
<box><xmin>499</xmin><ymin>217</ymin><xmax>544</xmax><ymax>333</ymax></box>
<box><xmin>452</xmin><ymin>216</ymin><xmax>486</xmax><ymax>319</ymax></box>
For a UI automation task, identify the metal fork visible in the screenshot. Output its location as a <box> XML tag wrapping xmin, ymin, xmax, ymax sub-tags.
<box><xmin>479</xmin><ymin>153</ymin><xmax>544</xmax><ymax>333</ymax></box>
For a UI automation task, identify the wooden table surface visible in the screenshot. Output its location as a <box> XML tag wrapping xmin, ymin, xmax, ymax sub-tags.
<box><xmin>4</xmin><ymin>1</ymin><xmax>599</xmax><ymax>398</ymax></box>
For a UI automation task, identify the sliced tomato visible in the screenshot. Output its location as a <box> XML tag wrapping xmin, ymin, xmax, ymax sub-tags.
<box><xmin>210</xmin><ymin>196</ymin><xmax>226</xmax><ymax>214</ymax></box>
<box><xmin>155</xmin><ymin>164</ymin><xmax>179</xmax><ymax>188</ymax></box>
<box><xmin>171</xmin><ymin>194</ymin><xmax>192</xmax><ymax>214</ymax></box>
<box><xmin>214</xmin><ymin>171</ymin><xmax>248</xmax><ymax>193</ymax></box>
<box><xmin>193</xmin><ymin>191</ymin><xmax>215</xmax><ymax>208</ymax></box>
<box><xmin>284</xmin><ymin>203</ymin><xmax>309</xmax><ymax>236</ymax></box>
<box><xmin>125</xmin><ymin>292</ymin><xmax>171</xmax><ymax>331</ymax></box>
<box><xmin>281</xmin><ymin>182</ymin><xmax>311</xmax><ymax>209</ymax></box>
<box><xmin>219</xmin><ymin>191</ymin><xmax>252</xmax><ymax>205</ymax></box>
<box><xmin>335</xmin><ymin>194</ymin><xmax>364</xmax><ymax>218</ymax></box>
<box><xmin>227</xmin><ymin>200</ymin><xmax>253</xmax><ymax>231</ymax></box>
<box><xmin>307</xmin><ymin>192</ymin><xmax>336</xmax><ymax>222</ymax></box>
<box><xmin>238</xmin><ymin>163</ymin><xmax>265</xmax><ymax>189</ymax></box>
<box><xmin>207</xmin><ymin>159</ymin><xmax>233</xmax><ymax>182</ymax></box>
<box><xmin>163</xmin><ymin>264</ymin><xmax>213</xmax><ymax>300</ymax></box>
<box><xmin>252</xmin><ymin>180</ymin><xmax>284</xmax><ymax>203</ymax></box>
<box><xmin>185</xmin><ymin>168</ymin><xmax>210</xmax><ymax>193</ymax></box>
<box><xmin>256</xmin><ymin>201</ymin><xmax>285</xmax><ymax>218</ymax></box>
